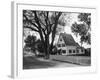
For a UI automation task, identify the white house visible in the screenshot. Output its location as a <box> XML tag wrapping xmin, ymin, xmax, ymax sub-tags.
<box><xmin>56</xmin><ymin>33</ymin><xmax>84</xmax><ymax>55</ymax></box>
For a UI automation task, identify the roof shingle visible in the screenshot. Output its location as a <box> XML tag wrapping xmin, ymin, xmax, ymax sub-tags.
<box><xmin>59</xmin><ymin>33</ymin><xmax>79</xmax><ymax>46</ymax></box>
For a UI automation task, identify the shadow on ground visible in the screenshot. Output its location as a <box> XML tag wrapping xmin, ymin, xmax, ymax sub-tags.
<box><xmin>23</xmin><ymin>56</ymin><xmax>57</xmax><ymax>69</ymax></box>
<box><xmin>23</xmin><ymin>55</ymin><xmax>90</xmax><ymax>69</ymax></box>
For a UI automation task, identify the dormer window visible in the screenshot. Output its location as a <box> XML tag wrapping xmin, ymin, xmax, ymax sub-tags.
<box><xmin>62</xmin><ymin>44</ymin><xmax>65</xmax><ymax>47</ymax></box>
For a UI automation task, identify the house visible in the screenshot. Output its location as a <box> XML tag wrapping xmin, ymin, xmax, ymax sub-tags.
<box><xmin>56</xmin><ymin>33</ymin><xmax>84</xmax><ymax>55</ymax></box>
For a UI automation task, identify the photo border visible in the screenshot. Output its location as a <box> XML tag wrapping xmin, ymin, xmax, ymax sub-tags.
<box><xmin>11</xmin><ymin>1</ymin><xmax>97</xmax><ymax>78</ymax></box>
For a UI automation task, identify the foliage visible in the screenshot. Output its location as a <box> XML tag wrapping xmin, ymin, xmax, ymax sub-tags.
<box><xmin>24</xmin><ymin>35</ymin><xmax>37</xmax><ymax>52</ymax></box>
<box><xmin>50</xmin><ymin>46</ymin><xmax>58</xmax><ymax>55</ymax></box>
<box><xmin>36</xmin><ymin>40</ymin><xmax>45</xmax><ymax>53</ymax></box>
<box><xmin>78</xmin><ymin>13</ymin><xmax>91</xmax><ymax>28</ymax></box>
<box><xmin>71</xmin><ymin>13</ymin><xmax>91</xmax><ymax>45</ymax></box>
<box><xmin>23</xmin><ymin>10</ymin><xmax>67</xmax><ymax>58</ymax></box>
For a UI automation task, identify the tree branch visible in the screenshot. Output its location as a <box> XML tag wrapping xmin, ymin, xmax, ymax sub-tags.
<box><xmin>23</xmin><ymin>13</ymin><xmax>39</xmax><ymax>30</ymax></box>
<box><xmin>38</xmin><ymin>18</ymin><xmax>46</xmax><ymax>27</ymax></box>
<box><xmin>50</xmin><ymin>12</ymin><xmax>62</xmax><ymax>48</ymax></box>
<box><xmin>24</xmin><ymin>26</ymin><xmax>39</xmax><ymax>32</ymax></box>
<box><xmin>32</xmin><ymin>11</ymin><xmax>45</xmax><ymax>43</ymax></box>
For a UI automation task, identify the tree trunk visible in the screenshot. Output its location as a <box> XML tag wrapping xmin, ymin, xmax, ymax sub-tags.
<box><xmin>44</xmin><ymin>47</ymin><xmax>49</xmax><ymax>59</ymax></box>
<box><xmin>44</xmin><ymin>35</ymin><xmax>50</xmax><ymax>59</ymax></box>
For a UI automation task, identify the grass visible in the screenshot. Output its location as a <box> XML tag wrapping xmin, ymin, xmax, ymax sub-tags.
<box><xmin>23</xmin><ymin>56</ymin><xmax>58</xmax><ymax>69</ymax></box>
<box><xmin>50</xmin><ymin>55</ymin><xmax>91</xmax><ymax>66</ymax></box>
<box><xmin>23</xmin><ymin>56</ymin><xmax>81</xmax><ymax>69</ymax></box>
<box><xmin>23</xmin><ymin>54</ymin><xmax>91</xmax><ymax>69</ymax></box>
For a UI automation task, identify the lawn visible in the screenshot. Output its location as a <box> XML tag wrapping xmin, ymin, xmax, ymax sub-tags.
<box><xmin>23</xmin><ymin>54</ymin><xmax>91</xmax><ymax>69</ymax></box>
<box><xmin>23</xmin><ymin>56</ymin><xmax>81</xmax><ymax>69</ymax></box>
<box><xmin>50</xmin><ymin>55</ymin><xmax>91</xmax><ymax>66</ymax></box>
<box><xmin>23</xmin><ymin>56</ymin><xmax>57</xmax><ymax>69</ymax></box>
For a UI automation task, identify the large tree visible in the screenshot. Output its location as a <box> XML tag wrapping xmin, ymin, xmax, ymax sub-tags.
<box><xmin>23</xmin><ymin>10</ymin><xmax>66</xmax><ymax>59</ymax></box>
<box><xmin>71</xmin><ymin>13</ymin><xmax>91</xmax><ymax>46</ymax></box>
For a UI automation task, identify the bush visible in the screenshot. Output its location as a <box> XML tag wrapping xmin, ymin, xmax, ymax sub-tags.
<box><xmin>84</xmin><ymin>48</ymin><xmax>91</xmax><ymax>56</ymax></box>
<box><xmin>37</xmin><ymin>42</ymin><xmax>44</xmax><ymax>53</ymax></box>
<box><xmin>50</xmin><ymin>46</ymin><xmax>58</xmax><ymax>55</ymax></box>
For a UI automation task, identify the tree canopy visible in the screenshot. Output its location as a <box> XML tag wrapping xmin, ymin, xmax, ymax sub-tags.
<box><xmin>24</xmin><ymin>35</ymin><xmax>37</xmax><ymax>52</ymax></box>
<box><xmin>71</xmin><ymin>13</ymin><xmax>91</xmax><ymax>46</ymax></box>
<box><xmin>23</xmin><ymin>10</ymin><xmax>67</xmax><ymax>59</ymax></box>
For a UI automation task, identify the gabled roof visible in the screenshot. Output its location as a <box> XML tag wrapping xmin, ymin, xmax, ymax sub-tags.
<box><xmin>58</xmin><ymin>33</ymin><xmax>79</xmax><ymax>46</ymax></box>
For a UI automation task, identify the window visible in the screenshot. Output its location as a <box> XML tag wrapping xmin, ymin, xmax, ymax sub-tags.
<box><xmin>69</xmin><ymin>50</ymin><xmax>72</xmax><ymax>53</ymax></box>
<box><xmin>62</xmin><ymin>44</ymin><xmax>65</xmax><ymax>47</ymax></box>
<box><xmin>81</xmin><ymin>49</ymin><xmax>84</xmax><ymax>52</ymax></box>
<box><xmin>58</xmin><ymin>44</ymin><xmax>61</xmax><ymax>47</ymax></box>
<box><xmin>76</xmin><ymin>50</ymin><xmax>79</xmax><ymax>53</ymax></box>
<box><xmin>73</xmin><ymin>50</ymin><xmax>75</xmax><ymax>53</ymax></box>
<box><xmin>62</xmin><ymin>50</ymin><xmax>66</xmax><ymax>53</ymax></box>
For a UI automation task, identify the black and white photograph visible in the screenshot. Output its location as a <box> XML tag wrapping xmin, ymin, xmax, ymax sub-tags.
<box><xmin>23</xmin><ymin>10</ymin><xmax>91</xmax><ymax>69</ymax></box>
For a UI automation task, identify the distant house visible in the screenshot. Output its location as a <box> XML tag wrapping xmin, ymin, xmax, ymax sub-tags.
<box><xmin>56</xmin><ymin>33</ymin><xmax>84</xmax><ymax>55</ymax></box>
